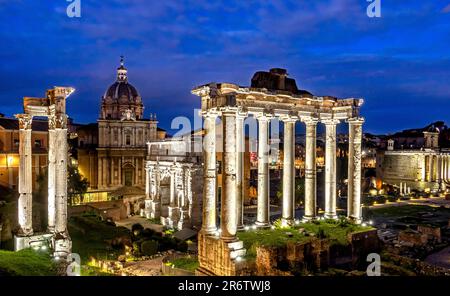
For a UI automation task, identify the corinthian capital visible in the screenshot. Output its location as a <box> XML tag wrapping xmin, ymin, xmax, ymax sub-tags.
<box><xmin>49</xmin><ymin>114</ymin><xmax>68</xmax><ymax>129</ymax></box>
<box><xmin>347</xmin><ymin>117</ymin><xmax>365</xmax><ymax>125</ymax></box>
<box><xmin>301</xmin><ymin>116</ymin><xmax>319</xmax><ymax>125</ymax></box>
<box><xmin>15</xmin><ymin>114</ymin><xmax>33</xmax><ymax>130</ymax></box>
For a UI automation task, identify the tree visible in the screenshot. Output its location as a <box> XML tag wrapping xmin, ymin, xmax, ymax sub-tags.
<box><xmin>276</xmin><ymin>177</ymin><xmax>305</xmax><ymax>208</ymax></box>
<box><xmin>67</xmin><ymin>165</ymin><xmax>89</xmax><ymax>205</ymax></box>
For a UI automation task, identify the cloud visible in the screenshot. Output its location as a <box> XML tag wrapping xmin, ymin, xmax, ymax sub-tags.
<box><xmin>442</xmin><ymin>4</ymin><xmax>450</xmax><ymax>13</ymax></box>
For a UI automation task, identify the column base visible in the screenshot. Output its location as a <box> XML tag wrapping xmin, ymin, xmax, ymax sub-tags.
<box><xmin>347</xmin><ymin>216</ymin><xmax>362</xmax><ymax>225</ymax></box>
<box><xmin>324</xmin><ymin>213</ymin><xmax>338</xmax><ymax>220</ymax></box>
<box><xmin>237</xmin><ymin>224</ymin><xmax>245</xmax><ymax>231</ymax></box>
<box><xmin>255</xmin><ymin>221</ymin><xmax>270</xmax><ymax>228</ymax></box>
<box><xmin>302</xmin><ymin>215</ymin><xmax>317</xmax><ymax>223</ymax></box>
<box><xmin>281</xmin><ymin>218</ymin><xmax>294</xmax><ymax>227</ymax></box>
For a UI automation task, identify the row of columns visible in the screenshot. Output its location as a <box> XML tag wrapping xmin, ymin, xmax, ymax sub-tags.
<box><xmin>424</xmin><ymin>154</ymin><xmax>450</xmax><ymax>184</ymax></box>
<box><xmin>16</xmin><ymin>113</ymin><xmax>69</xmax><ymax>236</ymax></box>
<box><xmin>201</xmin><ymin>108</ymin><xmax>365</xmax><ymax>242</ymax></box>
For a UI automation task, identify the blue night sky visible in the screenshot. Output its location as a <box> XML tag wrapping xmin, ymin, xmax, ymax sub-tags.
<box><xmin>0</xmin><ymin>0</ymin><xmax>449</xmax><ymax>135</ymax></box>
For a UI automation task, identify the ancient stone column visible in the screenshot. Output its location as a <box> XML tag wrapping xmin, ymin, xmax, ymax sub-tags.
<box><xmin>281</xmin><ymin>117</ymin><xmax>296</xmax><ymax>225</ymax></box>
<box><xmin>169</xmin><ymin>167</ymin><xmax>176</xmax><ymax>206</ymax></box>
<box><xmin>54</xmin><ymin>115</ymin><xmax>69</xmax><ymax>234</ymax></box>
<box><xmin>324</xmin><ymin>119</ymin><xmax>339</xmax><ymax>219</ymax></box>
<box><xmin>16</xmin><ymin>114</ymin><xmax>33</xmax><ymax>236</ymax></box>
<box><xmin>256</xmin><ymin>115</ymin><xmax>270</xmax><ymax>227</ymax></box>
<box><xmin>236</xmin><ymin>113</ymin><xmax>246</xmax><ymax>230</ymax></box>
<box><xmin>221</xmin><ymin>108</ymin><xmax>238</xmax><ymax>240</ymax></box>
<box><xmin>347</xmin><ymin>117</ymin><xmax>364</xmax><ymax>224</ymax></box>
<box><xmin>201</xmin><ymin>111</ymin><xmax>218</xmax><ymax>234</ymax></box>
<box><xmin>428</xmin><ymin>155</ymin><xmax>433</xmax><ymax>182</ymax></box>
<box><xmin>145</xmin><ymin>167</ymin><xmax>151</xmax><ymax>199</ymax></box>
<box><xmin>47</xmin><ymin>125</ymin><xmax>56</xmax><ymax>232</ymax></box>
<box><xmin>303</xmin><ymin>117</ymin><xmax>318</xmax><ymax>221</ymax></box>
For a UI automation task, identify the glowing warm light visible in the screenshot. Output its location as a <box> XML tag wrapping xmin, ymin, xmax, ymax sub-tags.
<box><xmin>244</xmin><ymin>226</ymin><xmax>250</xmax><ymax>231</ymax></box>
<box><xmin>295</xmin><ymin>220</ymin><xmax>300</xmax><ymax>225</ymax></box>
<box><xmin>235</xmin><ymin>256</ymin><xmax>243</xmax><ymax>262</ymax></box>
<box><xmin>362</xmin><ymin>223</ymin><xmax>367</xmax><ymax>227</ymax></box>
<box><xmin>7</xmin><ymin>156</ymin><xmax>14</xmax><ymax>166</ymax></box>
<box><xmin>54</xmin><ymin>256</ymin><xmax>60</xmax><ymax>261</ymax></box>
<box><xmin>251</xmin><ymin>225</ymin><xmax>257</xmax><ymax>230</ymax></box>
<box><xmin>41</xmin><ymin>246</ymin><xmax>47</xmax><ymax>251</ymax></box>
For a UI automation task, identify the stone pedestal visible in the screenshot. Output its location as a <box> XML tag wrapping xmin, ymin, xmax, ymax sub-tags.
<box><xmin>150</xmin><ymin>200</ymin><xmax>161</xmax><ymax>219</ymax></box>
<box><xmin>144</xmin><ymin>199</ymin><xmax>152</xmax><ymax>218</ymax></box>
<box><xmin>197</xmin><ymin>231</ymin><xmax>246</xmax><ymax>276</ymax></box>
<box><xmin>177</xmin><ymin>208</ymin><xmax>191</xmax><ymax>230</ymax></box>
<box><xmin>14</xmin><ymin>233</ymin><xmax>53</xmax><ymax>251</ymax></box>
<box><xmin>166</xmin><ymin>206</ymin><xmax>180</xmax><ymax>228</ymax></box>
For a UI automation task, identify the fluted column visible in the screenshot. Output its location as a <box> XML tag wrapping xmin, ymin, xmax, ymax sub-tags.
<box><xmin>323</xmin><ymin>119</ymin><xmax>339</xmax><ymax>219</ymax></box>
<box><xmin>428</xmin><ymin>155</ymin><xmax>433</xmax><ymax>182</ymax></box>
<box><xmin>221</xmin><ymin>108</ymin><xmax>238</xmax><ymax>241</ymax></box>
<box><xmin>54</xmin><ymin>115</ymin><xmax>68</xmax><ymax>234</ymax></box>
<box><xmin>256</xmin><ymin>114</ymin><xmax>270</xmax><ymax>227</ymax></box>
<box><xmin>303</xmin><ymin>117</ymin><xmax>318</xmax><ymax>221</ymax></box>
<box><xmin>236</xmin><ymin>113</ymin><xmax>246</xmax><ymax>230</ymax></box>
<box><xmin>47</xmin><ymin>126</ymin><xmax>56</xmax><ymax>232</ymax></box>
<box><xmin>145</xmin><ymin>167</ymin><xmax>151</xmax><ymax>199</ymax></box>
<box><xmin>201</xmin><ymin>111</ymin><xmax>218</xmax><ymax>234</ymax></box>
<box><xmin>347</xmin><ymin>117</ymin><xmax>364</xmax><ymax>224</ymax></box>
<box><xmin>16</xmin><ymin>114</ymin><xmax>33</xmax><ymax>236</ymax></box>
<box><xmin>281</xmin><ymin>117</ymin><xmax>296</xmax><ymax>225</ymax></box>
<box><xmin>169</xmin><ymin>167</ymin><xmax>176</xmax><ymax>206</ymax></box>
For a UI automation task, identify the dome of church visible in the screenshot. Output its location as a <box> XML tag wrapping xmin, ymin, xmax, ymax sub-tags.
<box><xmin>100</xmin><ymin>57</ymin><xmax>144</xmax><ymax>120</ymax></box>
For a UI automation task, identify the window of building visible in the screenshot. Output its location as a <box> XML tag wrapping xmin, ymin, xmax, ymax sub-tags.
<box><xmin>14</xmin><ymin>139</ymin><xmax>19</xmax><ymax>147</ymax></box>
<box><xmin>126</xmin><ymin>134</ymin><xmax>131</xmax><ymax>146</ymax></box>
<box><xmin>34</xmin><ymin>140</ymin><xmax>42</xmax><ymax>148</ymax></box>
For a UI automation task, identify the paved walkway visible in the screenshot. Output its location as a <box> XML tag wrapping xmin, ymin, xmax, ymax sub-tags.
<box><xmin>425</xmin><ymin>246</ymin><xmax>450</xmax><ymax>269</ymax></box>
<box><xmin>115</xmin><ymin>216</ymin><xmax>164</xmax><ymax>232</ymax></box>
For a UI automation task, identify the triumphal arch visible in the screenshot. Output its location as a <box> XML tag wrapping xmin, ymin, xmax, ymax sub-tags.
<box><xmin>14</xmin><ymin>86</ymin><xmax>74</xmax><ymax>258</ymax></box>
<box><xmin>192</xmin><ymin>68</ymin><xmax>364</xmax><ymax>275</ymax></box>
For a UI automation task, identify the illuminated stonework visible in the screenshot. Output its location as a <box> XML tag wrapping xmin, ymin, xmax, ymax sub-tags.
<box><xmin>144</xmin><ymin>139</ymin><xmax>203</xmax><ymax>230</ymax></box>
<box><xmin>14</xmin><ymin>86</ymin><xmax>74</xmax><ymax>258</ymax></box>
<box><xmin>192</xmin><ymin>68</ymin><xmax>365</xmax><ymax>275</ymax></box>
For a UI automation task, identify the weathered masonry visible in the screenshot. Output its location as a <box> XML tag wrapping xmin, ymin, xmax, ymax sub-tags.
<box><xmin>191</xmin><ymin>68</ymin><xmax>364</xmax><ymax>276</ymax></box>
<box><xmin>14</xmin><ymin>87</ymin><xmax>73</xmax><ymax>257</ymax></box>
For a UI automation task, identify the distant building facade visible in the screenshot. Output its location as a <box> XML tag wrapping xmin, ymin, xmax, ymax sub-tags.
<box><xmin>77</xmin><ymin>58</ymin><xmax>166</xmax><ymax>193</ymax></box>
<box><xmin>377</xmin><ymin>123</ymin><xmax>450</xmax><ymax>192</ymax></box>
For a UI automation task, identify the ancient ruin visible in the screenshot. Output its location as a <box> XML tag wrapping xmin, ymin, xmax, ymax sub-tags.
<box><xmin>191</xmin><ymin>68</ymin><xmax>365</xmax><ymax>275</ymax></box>
<box><xmin>144</xmin><ymin>136</ymin><xmax>203</xmax><ymax>229</ymax></box>
<box><xmin>14</xmin><ymin>86</ymin><xmax>74</xmax><ymax>257</ymax></box>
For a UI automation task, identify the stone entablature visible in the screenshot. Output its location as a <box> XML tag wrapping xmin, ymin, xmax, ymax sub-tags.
<box><xmin>192</xmin><ymin>69</ymin><xmax>365</xmax><ymax>276</ymax></box>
